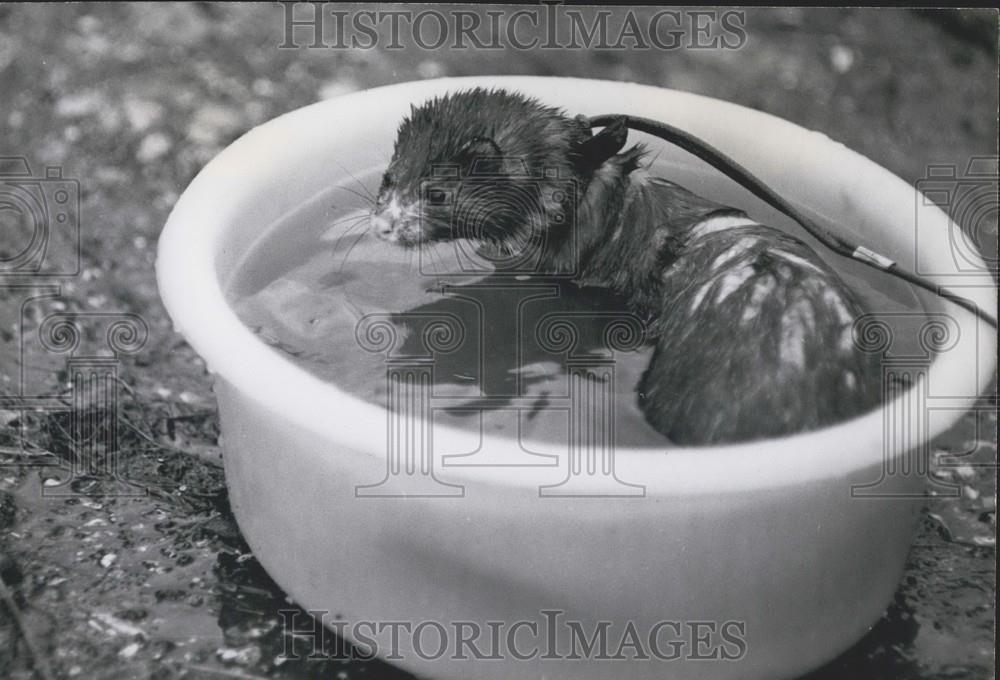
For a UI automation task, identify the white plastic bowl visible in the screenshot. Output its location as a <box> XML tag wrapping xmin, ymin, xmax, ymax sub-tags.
<box><xmin>157</xmin><ymin>77</ymin><xmax>996</xmax><ymax>680</ymax></box>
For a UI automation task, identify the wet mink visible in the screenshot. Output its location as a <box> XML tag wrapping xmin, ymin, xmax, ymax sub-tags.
<box><xmin>368</xmin><ymin>88</ymin><xmax>880</xmax><ymax>445</ymax></box>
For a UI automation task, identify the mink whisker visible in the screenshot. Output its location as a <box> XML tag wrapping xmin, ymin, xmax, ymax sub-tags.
<box><xmin>331</xmin><ymin>185</ymin><xmax>375</xmax><ymax>206</ymax></box>
<box><xmin>327</xmin><ymin>211</ymin><xmax>370</xmax><ymax>228</ymax></box>
<box><xmin>337</xmin><ymin>229</ymin><xmax>370</xmax><ymax>271</ymax></box>
<box><xmin>326</xmin><ymin>214</ymin><xmax>369</xmax><ymax>238</ymax></box>
<box><xmin>646</xmin><ymin>144</ymin><xmax>667</xmax><ymax>170</ymax></box>
<box><xmin>334</xmin><ymin>219</ymin><xmax>368</xmax><ymax>244</ymax></box>
<box><xmin>324</xmin><ymin>216</ymin><xmax>369</xmax><ymax>247</ymax></box>
<box><xmin>331</xmin><ymin>159</ymin><xmax>377</xmax><ymax>202</ymax></box>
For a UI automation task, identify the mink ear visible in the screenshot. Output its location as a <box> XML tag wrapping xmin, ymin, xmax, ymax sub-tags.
<box><xmin>574</xmin><ymin>116</ymin><xmax>628</xmax><ymax>169</ymax></box>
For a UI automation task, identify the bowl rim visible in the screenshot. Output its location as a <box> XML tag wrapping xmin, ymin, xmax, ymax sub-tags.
<box><xmin>156</xmin><ymin>75</ymin><xmax>997</xmax><ymax>495</ymax></box>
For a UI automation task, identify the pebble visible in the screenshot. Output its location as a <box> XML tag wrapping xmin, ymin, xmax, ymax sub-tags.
<box><xmin>252</xmin><ymin>78</ymin><xmax>275</xmax><ymax>98</ymax></box>
<box><xmin>136</xmin><ymin>132</ymin><xmax>172</xmax><ymax>163</ymax></box>
<box><xmin>962</xmin><ymin>485</ymin><xmax>980</xmax><ymax>501</ymax></box>
<box><xmin>100</xmin><ymin>553</ymin><xmax>117</xmax><ymax>568</ymax></box>
<box><xmin>245</xmin><ymin>101</ymin><xmax>267</xmax><ymax>124</ymax></box>
<box><xmin>56</xmin><ymin>90</ymin><xmax>104</xmax><ymax>118</ymax></box>
<box><xmin>830</xmin><ymin>45</ymin><xmax>855</xmax><ymax>74</ymax></box>
<box><xmin>77</xmin><ymin>15</ymin><xmax>102</xmax><ymax>34</ymax></box>
<box><xmin>95</xmin><ymin>166</ymin><xmax>129</xmax><ymax>186</ymax></box>
<box><xmin>119</xmin><ymin>642</ymin><xmax>142</xmax><ymax>658</ymax></box>
<box><xmin>91</xmin><ymin>612</ymin><xmax>146</xmax><ymax>638</ymax></box>
<box><xmin>778</xmin><ymin>65</ymin><xmax>799</xmax><ymax>90</ymax></box>
<box><xmin>217</xmin><ymin>645</ymin><xmax>262</xmax><ymax>666</ymax></box>
<box><xmin>187</xmin><ymin>104</ymin><xmax>243</xmax><ymax>146</ymax></box>
<box><xmin>417</xmin><ymin>60</ymin><xmax>446</xmax><ymax>79</ymax></box>
<box><xmin>99</xmin><ymin>107</ymin><xmax>124</xmax><ymax>134</ymax></box>
<box><xmin>124</xmin><ymin>98</ymin><xmax>165</xmax><ymax>132</ymax></box>
<box><xmin>86</xmin><ymin>294</ymin><xmax>109</xmax><ymax>308</ymax></box>
<box><xmin>774</xmin><ymin>8</ymin><xmax>804</xmax><ymax>28</ymax></box>
<box><xmin>81</xmin><ymin>266</ymin><xmax>103</xmax><ymax>282</ymax></box>
<box><xmin>284</xmin><ymin>61</ymin><xmax>310</xmax><ymax>83</ymax></box>
<box><xmin>0</xmin><ymin>33</ymin><xmax>14</xmax><ymax>74</ymax></box>
<box><xmin>118</xmin><ymin>43</ymin><xmax>144</xmax><ymax>63</ymax></box>
<box><xmin>76</xmin><ymin>31</ymin><xmax>111</xmax><ymax>60</ymax></box>
<box><xmin>954</xmin><ymin>465</ymin><xmax>976</xmax><ymax>482</ymax></box>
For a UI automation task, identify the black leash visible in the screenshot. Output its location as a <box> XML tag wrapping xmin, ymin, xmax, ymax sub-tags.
<box><xmin>587</xmin><ymin>114</ymin><xmax>998</xmax><ymax>330</ymax></box>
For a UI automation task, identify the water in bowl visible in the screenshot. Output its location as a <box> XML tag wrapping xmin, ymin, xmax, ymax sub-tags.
<box><xmin>227</xmin><ymin>163</ymin><xmax>922</xmax><ymax>449</ymax></box>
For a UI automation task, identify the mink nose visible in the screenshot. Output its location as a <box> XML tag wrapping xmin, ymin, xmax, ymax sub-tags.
<box><xmin>370</xmin><ymin>212</ymin><xmax>395</xmax><ymax>239</ymax></box>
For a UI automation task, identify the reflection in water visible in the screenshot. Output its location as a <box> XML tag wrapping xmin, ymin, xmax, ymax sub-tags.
<box><xmin>387</xmin><ymin>275</ymin><xmax>646</xmax><ymax>415</ymax></box>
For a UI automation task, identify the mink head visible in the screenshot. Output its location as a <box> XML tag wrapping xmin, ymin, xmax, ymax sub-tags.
<box><xmin>370</xmin><ymin>88</ymin><xmax>604</xmax><ymax>252</ymax></box>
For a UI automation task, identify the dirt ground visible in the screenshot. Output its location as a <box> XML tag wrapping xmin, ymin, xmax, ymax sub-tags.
<box><xmin>0</xmin><ymin>5</ymin><xmax>996</xmax><ymax>680</ymax></box>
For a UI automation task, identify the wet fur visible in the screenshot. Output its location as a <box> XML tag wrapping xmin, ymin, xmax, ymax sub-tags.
<box><xmin>372</xmin><ymin>88</ymin><xmax>880</xmax><ymax>445</ymax></box>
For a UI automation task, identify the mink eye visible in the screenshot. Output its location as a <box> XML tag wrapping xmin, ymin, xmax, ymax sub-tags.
<box><xmin>379</xmin><ymin>173</ymin><xmax>394</xmax><ymax>192</ymax></box>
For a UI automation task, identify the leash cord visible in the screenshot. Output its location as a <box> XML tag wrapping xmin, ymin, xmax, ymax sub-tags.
<box><xmin>588</xmin><ymin>113</ymin><xmax>998</xmax><ymax>329</ymax></box>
